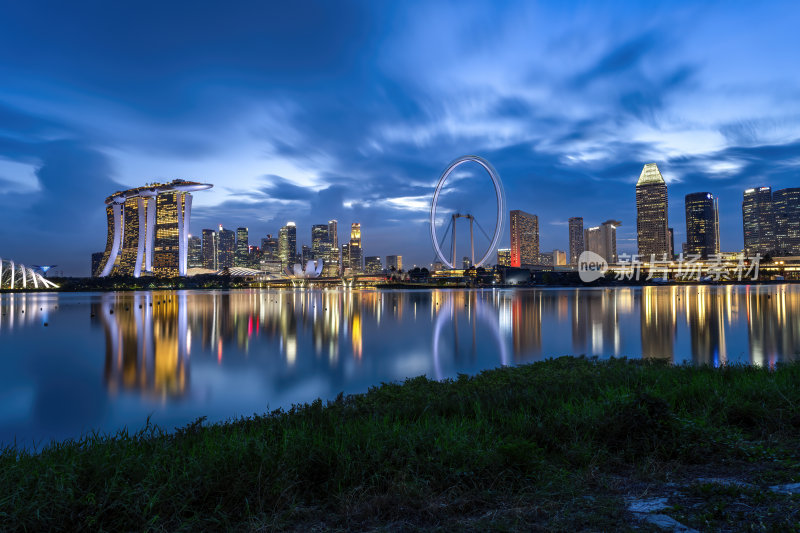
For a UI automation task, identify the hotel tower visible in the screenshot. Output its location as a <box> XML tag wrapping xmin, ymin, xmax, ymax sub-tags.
<box><xmin>95</xmin><ymin>179</ymin><xmax>213</xmax><ymax>277</ymax></box>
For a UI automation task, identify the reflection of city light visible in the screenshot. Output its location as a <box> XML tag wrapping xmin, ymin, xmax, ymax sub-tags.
<box><xmin>352</xmin><ymin>313</ymin><xmax>362</xmax><ymax>360</ymax></box>
<box><xmin>217</xmin><ymin>338</ymin><xmax>223</xmax><ymax>364</ymax></box>
<box><xmin>286</xmin><ymin>337</ymin><xmax>297</xmax><ymax>365</ymax></box>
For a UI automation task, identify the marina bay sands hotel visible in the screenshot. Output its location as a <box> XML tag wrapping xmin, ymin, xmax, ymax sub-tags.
<box><xmin>94</xmin><ymin>180</ymin><xmax>212</xmax><ymax>277</ymax></box>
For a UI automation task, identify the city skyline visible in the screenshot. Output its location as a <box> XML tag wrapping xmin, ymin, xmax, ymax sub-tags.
<box><xmin>2</xmin><ymin>2</ymin><xmax>800</xmax><ymax>274</ymax></box>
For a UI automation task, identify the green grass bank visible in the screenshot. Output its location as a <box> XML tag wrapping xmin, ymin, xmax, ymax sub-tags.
<box><xmin>2</xmin><ymin>357</ymin><xmax>800</xmax><ymax>531</ymax></box>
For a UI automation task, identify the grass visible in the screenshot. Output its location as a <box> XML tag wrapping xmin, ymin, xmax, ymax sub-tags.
<box><xmin>2</xmin><ymin>357</ymin><xmax>800</xmax><ymax>531</ymax></box>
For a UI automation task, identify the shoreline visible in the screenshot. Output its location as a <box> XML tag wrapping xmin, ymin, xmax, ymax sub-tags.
<box><xmin>2</xmin><ymin>357</ymin><xmax>799</xmax><ymax>531</ymax></box>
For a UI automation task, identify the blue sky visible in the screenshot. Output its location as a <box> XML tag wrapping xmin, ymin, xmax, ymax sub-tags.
<box><xmin>1</xmin><ymin>1</ymin><xmax>799</xmax><ymax>274</ymax></box>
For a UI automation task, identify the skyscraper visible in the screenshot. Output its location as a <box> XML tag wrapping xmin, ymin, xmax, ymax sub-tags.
<box><xmin>188</xmin><ymin>235</ymin><xmax>203</xmax><ymax>268</ymax></box>
<box><xmin>742</xmin><ymin>187</ymin><xmax>775</xmax><ymax>256</ymax></box>
<box><xmin>235</xmin><ymin>227</ymin><xmax>249</xmax><ymax>267</ymax></box>
<box><xmin>261</xmin><ymin>235</ymin><xmax>278</xmax><ymax>260</ymax></box>
<box><xmin>584</xmin><ymin>220</ymin><xmax>620</xmax><ymax>263</ymax></box>
<box><xmin>364</xmin><ymin>256</ymin><xmax>382</xmax><ymax>274</ymax></box>
<box><xmin>509</xmin><ymin>210</ymin><xmax>539</xmax><ymax>267</ymax></box>
<box><xmin>202</xmin><ymin>228</ymin><xmax>217</xmax><ymax>270</ymax></box>
<box><xmin>386</xmin><ymin>255</ymin><xmax>402</xmax><ymax>271</ymax></box>
<box><xmin>96</xmin><ymin>179</ymin><xmax>212</xmax><ymax>277</ymax></box>
<box><xmin>685</xmin><ymin>192</ymin><xmax>720</xmax><ymax>258</ymax></box>
<box><xmin>496</xmin><ymin>249</ymin><xmax>511</xmax><ymax>267</ymax></box>
<box><xmin>568</xmin><ymin>217</ymin><xmax>584</xmax><ymax>265</ymax></box>
<box><xmin>217</xmin><ymin>226</ymin><xmax>235</xmax><ymax>269</ymax></box>
<box><xmin>552</xmin><ymin>249</ymin><xmax>567</xmax><ymax>266</ymax></box>
<box><xmin>636</xmin><ymin>163</ymin><xmax>669</xmax><ymax>259</ymax></box>
<box><xmin>326</xmin><ymin>220</ymin><xmax>340</xmax><ymax>276</ymax></box>
<box><xmin>345</xmin><ymin>223</ymin><xmax>363</xmax><ymax>274</ymax></box>
<box><xmin>774</xmin><ymin>188</ymin><xmax>800</xmax><ymax>255</ymax></box>
<box><xmin>278</xmin><ymin>222</ymin><xmax>297</xmax><ymax>270</ymax></box>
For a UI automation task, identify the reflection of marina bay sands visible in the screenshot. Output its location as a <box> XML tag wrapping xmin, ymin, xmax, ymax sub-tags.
<box><xmin>95</xmin><ymin>179</ymin><xmax>213</xmax><ymax>278</ymax></box>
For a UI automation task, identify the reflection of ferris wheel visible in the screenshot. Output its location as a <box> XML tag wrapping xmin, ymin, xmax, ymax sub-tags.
<box><xmin>429</xmin><ymin>155</ymin><xmax>505</xmax><ymax>269</ymax></box>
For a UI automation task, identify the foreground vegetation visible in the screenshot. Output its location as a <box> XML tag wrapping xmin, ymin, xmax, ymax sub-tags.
<box><xmin>3</xmin><ymin>357</ymin><xmax>800</xmax><ymax>531</ymax></box>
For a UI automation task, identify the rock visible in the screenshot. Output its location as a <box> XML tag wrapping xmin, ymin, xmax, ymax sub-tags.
<box><xmin>638</xmin><ymin>513</ymin><xmax>699</xmax><ymax>532</ymax></box>
<box><xmin>770</xmin><ymin>482</ymin><xmax>800</xmax><ymax>494</ymax></box>
<box><xmin>628</xmin><ymin>497</ymin><xmax>670</xmax><ymax>513</ymax></box>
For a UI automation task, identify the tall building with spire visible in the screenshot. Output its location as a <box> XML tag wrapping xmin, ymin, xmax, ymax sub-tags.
<box><xmin>636</xmin><ymin>163</ymin><xmax>669</xmax><ymax>259</ymax></box>
<box><xmin>742</xmin><ymin>187</ymin><xmax>775</xmax><ymax>256</ymax></box>
<box><xmin>568</xmin><ymin>217</ymin><xmax>584</xmax><ymax>265</ymax></box>
<box><xmin>685</xmin><ymin>192</ymin><xmax>720</xmax><ymax>258</ymax></box>
<box><xmin>509</xmin><ymin>210</ymin><xmax>539</xmax><ymax>267</ymax></box>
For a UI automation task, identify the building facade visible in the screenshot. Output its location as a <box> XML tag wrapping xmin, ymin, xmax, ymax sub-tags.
<box><xmin>685</xmin><ymin>192</ymin><xmax>720</xmax><ymax>258</ymax></box>
<box><xmin>636</xmin><ymin>163</ymin><xmax>669</xmax><ymax>259</ymax></box>
<box><xmin>568</xmin><ymin>217</ymin><xmax>584</xmax><ymax>265</ymax></box>
<box><xmin>188</xmin><ymin>236</ymin><xmax>203</xmax><ymax>268</ymax></box>
<box><xmin>95</xmin><ymin>179</ymin><xmax>212</xmax><ymax>277</ymax></box>
<box><xmin>386</xmin><ymin>255</ymin><xmax>402</xmax><ymax>271</ymax></box>
<box><xmin>496</xmin><ymin>248</ymin><xmax>511</xmax><ymax>267</ymax></box>
<box><xmin>774</xmin><ymin>188</ymin><xmax>800</xmax><ymax>255</ymax></box>
<box><xmin>364</xmin><ymin>256</ymin><xmax>382</xmax><ymax>274</ymax></box>
<box><xmin>584</xmin><ymin>220</ymin><xmax>620</xmax><ymax>264</ymax></box>
<box><xmin>201</xmin><ymin>229</ymin><xmax>217</xmax><ymax>270</ymax></box>
<box><xmin>278</xmin><ymin>222</ymin><xmax>297</xmax><ymax>270</ymax></box>
<box><xmin>217</xmin><ymin>226</ymin><xmax>235</xmax><ymax>269</ymax></box>
<box><xmin>742</xmin><ymin>187</ymin><xmax>775</xmax><ymax>256</ymax></box>
<box><xmin>234</xmin><ymin>227</ymin><xmax>249</xmax><ymax>267</ymax></box>
<box><xmin>509</xmin><ymin>210</ymin><xmax>539</xmax><ymax>267</ymax></box>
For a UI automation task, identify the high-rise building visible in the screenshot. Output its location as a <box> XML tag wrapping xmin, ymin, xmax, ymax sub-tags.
<box><xmin>91</xmin><ymin>252</ymin><xmax>104</xmax><ymax>276</ymax></box>
<box><xmin>301</xmin><ymin>245</ymin><xmax>312</xmax><ymax>265</ymax></box>
<box><xmin>344</xmin><ymin>223</ymin><xmax>363</xmax><ymax>274</ymax></box>
<box><xmin>552</xmin><ymin>249</ymin><xmax>567</xmax><ymax>266</ymax></box>
<box><xmin>234</xmin><ymin>227</ymin><xmax>249</xmax><ymax>267</ymax></box>
<box><xmin>386</xmin><ymin>255</ymin><xmax>403</xmax><ymax>271</ymax></box>
<box><xmin>261</xmin><ymin>235</ymin><xmax>278</xmax><ymax>260</ymax></box>
<box><xmin>311</xmin><ymin>224</ymin><xmax>328</xmax><ymax>258</ymax></box>
<box><xmin>685</xmin><ymin>192</ymin><xmax>720</xmax><ymax>258</ymax></box>
<box><xmin>742</xmin><ymin>187</ymin><xmax>775</xmax><ymax>256</ymax></box>
<box><xmin>509</xmin><ymin>210</ymin><xmax>539</xmax><ymax>267</ymax></box>
<box><xmin>636</xmin><ymin>163</ymin><xmax>669</xmax><ymax>259</ymax></box>
<box><xmin>217</xmin><ymin>226</ymin><xmax>235</xmax><ymax>269</ymax></box>
<box><xmin>95</xmin><ymin>180</ymin><xmax>212</xmax><ymax>277</ymax></box>
<box><xmin>364</xmin><ymin>256</ymin><xmax>382</xmax><ymax>274</ymax></box>
<box><xmin>188</xmin><ymin>236</ymin><xmax>203</xmax><ymax>268</ymax></box>
<box><xmin>324</xmin><ymin>220</ymin><xmax>339</xmax><ymax>276</ymax></box>
<box><xmin>585</xmin><ymin>220</ymin><xmax>620</xmax><ymax>263</ymax></box>
<box><xmin>496</xmin><ymin>248</ymin><xmax>511</xmax><ymax>267</ymax></box>
<box><xmin>774</xmin><ymin>188</ymin><xmax>800</xmax><ymax>255</ymax></box>
<box><xmin>278</xmin><ymin>222</ymin><xmax>297</xmax><ymax>270</ymax></box>
<box><xmin>202</xmin><ymin>229</ymin><xmax>218</xmax><ymax>270</ymax></box>
<box><xmin>568</xmin><ymin>217</ymin><xmax>584</xmax><ymax>265</ymax></box>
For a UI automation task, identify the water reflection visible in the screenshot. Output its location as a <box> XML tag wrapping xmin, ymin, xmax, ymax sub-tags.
<box><xmin>85</xmin><ymin>286</ymin><xmax>800</xmax><ymax>402</ymax></box>
<box><xmin>2</xmin><ymin>286</ymin><xmax>800</xmax><ymax>446</ymax></box>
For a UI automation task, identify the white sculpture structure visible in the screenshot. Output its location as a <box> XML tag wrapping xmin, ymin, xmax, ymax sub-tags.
<box><xmin>0</xmin><ymin>258</ymin><xmax>59</xmax><ymax>289</ymax></box>
<box><xmin>287</xmin><ymin>260</ymin><xmax>324</xmax><ymax>279</ymax></box>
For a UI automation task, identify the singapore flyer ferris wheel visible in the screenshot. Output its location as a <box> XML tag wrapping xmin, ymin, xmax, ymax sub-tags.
<box><xmin>429</xmin><ymin>155</ymin><xmax>505</xmax><ymax>270</ymax></box>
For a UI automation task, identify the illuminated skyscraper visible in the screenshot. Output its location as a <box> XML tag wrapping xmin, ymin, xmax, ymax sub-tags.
<box><xmin>261</xmin><ymin>235</ymin><xmax>278</xmax><ymax>260</ymax></box>
<box><xmin>279</xmin><ymin>222</ymin><xmax>297</xmax><ymax>270</ymax></box>
<box><xmin>568</xmin><ymin>217</ymin><xmax>584</xmax><ymax>265</ymax></box>
<box><xmin>742</xmin><ymin>187</ymin><xmax>775</xmax><ymax>256</ymax></box>
<box><xmin>386</xmin><ymin>255</ymin><xmax>402</xmax><ymax>271</ymax></box>
<box><xmin>365</xmin><ymin>256</ymin><xmax>382</xmax><ymax>274</ymax></box>
<box><xmin>326</xmin><ymin>220</ymin><xmax>340</xmax><ymax>276</ymax></box>
<box><xmin>496</xmin><ymin>249</ymin><xmax>511</xmax><ymax>267</ymax></box>
<box><xmin>584</xmin><ymin>220</ymin><xmax>620</xmax><ymax>263</ymax></box>
<box><xmin>552</xmin><ymin>249</ymin><xmax>567</xmax><ymax>266</ymax></box>
<box><xmin>685</xmin><ymin>192</ymin><xmax>720</xmax><ymax>258</ymax></box>
<box><xmin>345</xmin><ymin>223</ymin><xmax>363</xmax><ymax>274</ymax></box>
<box><xmin>188</xmin><ymin>236</ymin><xmax>202</xmax><ymax>268</ymax></box>
<box><xmin>217</xmin><ymin>226</ymin><xmax>235</xmax><ymax>269</ymax></box>
<box><xmin>234</xmin><ymin>227</ymin><xmax>249</xmax><ymax>267</ymax></box>
<box><xmin>509</xmin><ymin>210</ymin><xmax>539</xmax><ymax>267</ymax></box>
<box><xmin>774</xmin><ymin>188</ymin><xmax>800</xmax><ymax>255</ymax></box>
<box><xmin>636</xmin><ymin>163</ymin><xmax>669</xmax><ymax>259</ymax></box>
<box><xmin>96</xmin><ymin>180</ymin><xmax>212</xmax><ymax>277</ymax></box>
<box><xmin>201</xmin><ymin>229</ymin><xmax>217</xmax><ymax>270</ymax></box>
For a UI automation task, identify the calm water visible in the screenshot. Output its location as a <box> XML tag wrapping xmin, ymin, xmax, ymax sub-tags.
<box><xmin>1</xmin><ymin>285</ymin><xmax>797</xmax><ymax>447</ymax></box>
